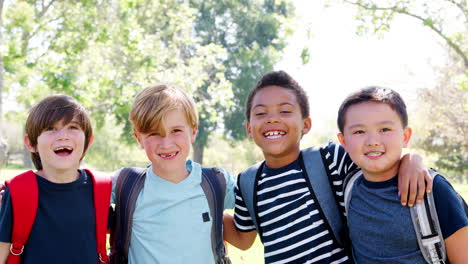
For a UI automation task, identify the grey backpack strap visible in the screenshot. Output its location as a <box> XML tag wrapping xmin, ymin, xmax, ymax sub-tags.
<box><xmin>343</xmin><ymin>170</ymin><xmax>364</xmax><ymax>215</ymax></box>
<box><xmin>201</xmin><ymin>167</ymin><xmax>230</xmax><ymax>264</ymax></box>
<box><xmin>238</xmin><ymin>162</ymin><xmax>263</xmax><ymax>233</ymax></box>
<box><xmin>110</xmin><ymin>167</ymin><xmax>146</xmax><ymax>264</ymax></box>
<box><xmin>301</xmin><ymin>146</ymin><xmax>344</xmax><ymax>245</ymax></box>
<box><xmin>410</xmin><ymin>170</ymin><xmax>446</xmax><ymax>264</ymax></box>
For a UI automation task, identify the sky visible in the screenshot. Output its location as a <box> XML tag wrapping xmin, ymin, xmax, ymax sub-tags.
<box><xmin>276</xmin><ymin>1</ymin><xmax>450</xmax><ymax>138</ymax></box>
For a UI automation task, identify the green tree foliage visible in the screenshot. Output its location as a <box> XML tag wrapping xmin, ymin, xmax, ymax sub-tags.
<box><xmin>413</xmin><ymin>61</ymin><xmax>467</xmax><ymax>182</ymax></box>
<box><xmin>342</xmin><ymin>0</ymin><xmax>467</xmax><ymax>68</ymax></box>
<box><xmin>1</xmin><ymin>0</ymin><xmax>233</xmax><ymax>167</ymax></box>
<box><xmin>342</xmin><ymin>0</ymin><xmax>467</xmax><ymax>180</ymax></box>
<box><xmin>189</xmin><ymin>0</ymin><xmax>294</xmax><ymax>163</ymax></box>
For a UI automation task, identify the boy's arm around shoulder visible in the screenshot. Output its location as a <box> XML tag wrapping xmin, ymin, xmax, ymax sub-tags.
<box><xmin>398</xmin><ymin>153</ymin><xmax>433</xmax><ymax>207</ymax></box>
<box><xmin>223</xmin><ymin>213</ymin><xmax>257</xmax><ymax>250</ymax></box>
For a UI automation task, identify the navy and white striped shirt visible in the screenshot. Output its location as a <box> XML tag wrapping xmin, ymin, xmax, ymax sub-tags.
<box><xmin>234</xmin><ymin>142</ymin><xmax>356</xmax><ymax>264</ymax></box>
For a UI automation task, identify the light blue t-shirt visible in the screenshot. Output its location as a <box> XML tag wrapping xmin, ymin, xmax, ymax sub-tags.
<box><xmin>111</xmin><ymin>160</ymin><xmax>236</xmax><ymax>264</ymax></box>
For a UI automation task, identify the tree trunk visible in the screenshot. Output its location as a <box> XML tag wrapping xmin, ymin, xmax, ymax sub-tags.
<box><xmin>192</xmin><ymin>142</ymin><xmax>204</xmax><ymax>166</ymax></box>
<box><xmin>0</xmin><ymin>0</ymin><xmax>7</xmax><ymax>167</ymax></box>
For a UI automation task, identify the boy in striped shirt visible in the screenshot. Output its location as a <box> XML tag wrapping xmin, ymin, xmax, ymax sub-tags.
<box><xmin>223</xmin><ymin>71</ymin><xmax>431</xmax><ymax>263</ymax></box>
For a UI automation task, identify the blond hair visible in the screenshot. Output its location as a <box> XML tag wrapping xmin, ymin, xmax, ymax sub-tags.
<box><xmin>129</xmin><ymin>84</ymin><xmax>198</xmax><ymax>133</ymax></box>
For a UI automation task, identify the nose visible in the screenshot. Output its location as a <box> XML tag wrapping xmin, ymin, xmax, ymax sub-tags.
<box><xmin>159</xmin><ymin>135</ymin><xmax>173</xmax><ymax>147</ymax></box>
<box><xmin>56</xmin><ymin>128</ymin><xmax>70</xmax><ymax>140</ymax></box>
<box><xmin>365</xmin><ymin>132</ymin><xmax>380</xmax><ymax>146</ymax></box>
<box><xmin>266</xmin><ymin>112</ymin><xmax>280</xmax><ymax>123</ymax></box>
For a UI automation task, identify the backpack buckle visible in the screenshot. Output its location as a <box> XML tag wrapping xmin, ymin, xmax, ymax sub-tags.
<box><xmin>99</xmin><ymin>253</ymin><xmax>109</xmax><ymax>263</ymax></box>
<box><xmin>10</xmin><ymin>243</ymin><xmax>24</xmax><ymax>256</ymax></box>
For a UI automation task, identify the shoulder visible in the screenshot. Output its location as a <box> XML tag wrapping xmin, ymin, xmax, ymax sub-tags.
<box><xmin>432</xmin><ymin>173</ymin><xmax>468</xmax><ymax>238</ymax></box>
<box><xmin>432</xmin><ymin>174</ymin><xmax>458</xmax><ymax>197</ymax></box>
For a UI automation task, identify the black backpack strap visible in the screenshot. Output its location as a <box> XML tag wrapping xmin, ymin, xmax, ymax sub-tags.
<box><xmin>110</xmin><ymin>167</ymin><xmax>146</xmax><ymax>264</ymax></box>
<box><xmin>201</xmin><ymin>167</ymin><xmax>230</xmax><ymax>264</ymax></box>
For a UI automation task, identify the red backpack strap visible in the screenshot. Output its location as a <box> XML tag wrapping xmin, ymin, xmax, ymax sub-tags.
<box><xmin>5</xmin><ymin>170</ymin><xmax>38</xmax><ymax>264</ymax></box>
<box><xmin>85</xmin><ymin>169</ymin><xmax>112</xmax><ymax>263</ymax></box>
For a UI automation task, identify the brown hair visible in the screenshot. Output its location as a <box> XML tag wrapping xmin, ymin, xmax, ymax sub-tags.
<box><xmin>245</xmin><ymin>70</ymin><xmax>309</xmax><ymax>121</ymax></box>
<box><xmin>337</xmin><ymin>86</ymin><xmax>408</xmax><ymax>133</ymax></box>
<box><xmin>25</xmin><ymin>95</ymin><xmax>93</xmax><ymax>170</ymax></box>
<box><xmin>129</xmin><ymin>84</ymin><xmax>198</xmax><ymax>133</ymax></box>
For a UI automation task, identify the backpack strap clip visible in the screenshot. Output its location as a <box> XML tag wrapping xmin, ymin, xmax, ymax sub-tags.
<box><xmin>9</xmin><ymin>243</ymin><xmax>24</xmax><ymax>256</ymax></box>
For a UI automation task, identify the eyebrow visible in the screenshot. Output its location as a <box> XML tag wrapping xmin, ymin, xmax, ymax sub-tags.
<box><xmin>252</xmin><ymin>102</ymin><xmax>295</xmax><ymax>109</ymax></box>
<box><xmin>347</xmin><ymin>120</ymin><xmax>396</xmax><ymax>130</ymax></box>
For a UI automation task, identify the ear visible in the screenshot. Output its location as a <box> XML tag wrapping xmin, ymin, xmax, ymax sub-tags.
<box><xmin>24</xmin><ymin>135</ymin><xmax>36</xmax><ymax>153</ymax></box>
<box><xmin>246</xmin><ymin>121</ymin><xmax>253</xmax><ymax>139</ymax></box>
<box><xmin>302</xmin><ymin>117</ymin><xmax>312</xmax><ymax>135</ymax></box>
<box><xmin>88</xmin><ymin>135</ymin><xmax>94</xmax><ymax>148</ymax></box>
<box><xmin>133</xmin><ymin>130</ymin><xmax>145</xmax><ymax>149</ymax></box>
<box><xmin>337</xmin><ymin>133</ymin><xmax>347</xmax><ymax>150</ymax></box>
<box><xmin>191</xmin><ymin>125</ymin><xmax>198</xmax><ymax>143</ymax></box>
<box><xmin>402</xmin><ymin>127</ymin><xmax>412</xmax><ymax>148</ymax></box>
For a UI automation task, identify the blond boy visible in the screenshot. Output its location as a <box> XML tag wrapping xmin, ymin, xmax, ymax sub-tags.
<box><xmin>110</xmin><ymin>84</ymin><xmax>235</xmax><ymax>263</ymax></box>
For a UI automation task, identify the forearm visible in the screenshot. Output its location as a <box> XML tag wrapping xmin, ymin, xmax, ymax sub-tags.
<box><xmin>446</xmin><ymin>226</ymin><xmax>468</xmax><ymax>263</ymax></box>
<box><xmin>0</xmin><ymin>242</ymin><xmax>10</xmax><ymax>264</ymax></box>
<box><xmin>223</xmin><ymin>213</ymin><xmax>257</xmax><ymax>250</ymax></box>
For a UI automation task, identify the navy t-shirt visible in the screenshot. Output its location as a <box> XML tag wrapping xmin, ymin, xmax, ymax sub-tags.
<box><xmin>347</xmin><ymin>174</ymin><xmax>468</xmax><ymax>263</ymax></box>
<box><xmin>0</xmin><ymin>170</ymin><xmax>98</xmax><ymax>264</ymax></box>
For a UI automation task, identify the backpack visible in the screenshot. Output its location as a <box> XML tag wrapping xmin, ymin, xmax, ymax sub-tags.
<box><xmin>238</xmin><ymin>146</ymin><xmax>347</xmax><ymax>247</ymax></box>
<box><xmin>4</xmin><ymin>169</ymin><xmax>112</xmax><ymax>264</ymax></box>
<box><xmin>343</xmin><ymin>169</ymin><xmax>468</xmax><ymax>264</ymax></box>
<box><xmin>109</xmin><ymin>167</ymin><xmax>231</xmax><ymax>264</ymax></box>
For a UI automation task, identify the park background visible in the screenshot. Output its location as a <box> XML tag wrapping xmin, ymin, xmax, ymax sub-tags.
<box><xmin>0</xmin><ymin>0</ymin><xmax>466</xmax><ymax>263</ymax></box>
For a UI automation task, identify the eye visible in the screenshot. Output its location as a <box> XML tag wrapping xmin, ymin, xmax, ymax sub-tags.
<box><xmin>255</xmin><ymin>112</ymin><xmax>266</xmax><ymax>116</ymax></box>
<box><xmin>148</xmin><ymin>132</ymin><xmax>160</xmax><ymax>137</ymax></box>
<box><xmin>280</xmin><ymin>110</ymin><xmax>292</xmax><ymax>114</ymax></box>
<box><xmin>69</xmin><ymin>125</ymin><xmax>81</xmax><ymax>130</ymax></box>
<box><xmin>381</xmin><ymin>127</ymin><xmax>392</xmax><ymax>132</ymax></box>
<box><xmin>45</xmin><ymin>127</ymin><xmax>55</xmax><ymax>131</ymax></box>
<box><xmin>352</xmin><ymin>130</ymin><xmax>365</xmax><ymax>135</ymax></box>
<box><xmin>173</xmin><ymin>129</ymin><xmax>183</xmax><ymax>133</ymax></box>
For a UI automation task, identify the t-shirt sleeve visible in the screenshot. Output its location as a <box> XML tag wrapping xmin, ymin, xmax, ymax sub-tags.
<box><xmin>220</xmin><ymin>168</ymin><xmax>236</xmax><ymax>210</ymax></box>
<box><xmin>320</xmin><ymin>141</ymin><xmax>358</xmax><ymax>214</ymax></box>
<box><xmin>233</xmin><ymin>176</ymin><xmax>256</xmax><ymax>232</ymax></box>
<box><xmin>0</xmin><ymin>187</ymin><xmax>13</xmax><ymax>243</ymax></box>
<box><xmin>433</xmin><ymin>175</ymin><xmax>468</xmax><ymax>239</ymax></box>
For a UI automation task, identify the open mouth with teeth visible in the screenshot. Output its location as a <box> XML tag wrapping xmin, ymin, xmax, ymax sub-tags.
<box><xmin>159</xmin><ymin>152</ymin><xmax>178</xmax><ymax>159</ymax></box>
<box><xmin>263</xmin><ymin>130</ymin><xmax>286</xmax><ymax>140</ymax></box>
<box><xmin>365</xmin><ymin>151</ymin><xmax>384</xmax><ymax>158</ymax></box>
<box><xmin>54</xmin><ymin>146</ymin><xmax>73</xmax><ymax>156</ymax></box>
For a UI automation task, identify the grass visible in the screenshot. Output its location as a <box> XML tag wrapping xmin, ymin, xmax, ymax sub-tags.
<box><xmin>1</xmin><ymin>168</ymin><xmax>467</xmax><ymax>263</ymax></box>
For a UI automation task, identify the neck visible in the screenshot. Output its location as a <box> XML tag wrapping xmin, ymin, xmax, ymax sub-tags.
<box><xmin>362</xmin><ymin>162</ymin><xmax>400</xmax><ymax>182</ymax></box>
<box><xmin>151</xmin><ymin>165</ymin><xmax>190</xmax><ymax>184</ymax></box>
<box><xmin>264</xmin><ymin>149</ymin><xmax>301</xmax><ymax>169</ymax></box>
<box><xmin>36</xmin><ymin>167</ymin><xmax>80</xmax><ymax>183</ymax></box>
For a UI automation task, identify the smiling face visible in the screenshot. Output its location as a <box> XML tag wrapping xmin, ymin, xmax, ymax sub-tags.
<box><xmin>25</xmin><ymin>118</ymin><xmax>90</xmax><ymax>175</ymax></box>
<box><xmin>337</xmin><ymin>102</ymin><xmax>412</xmax><ymax>181</ymax></box>
<box><xmin>247</xmin><ymin>85</ymin><xmax>311</xmax><ymax>168</ymax></box>
<box><xmin>134</xmin><ymin>109</ymin><xmax>197</xmax><ymax>178</ymax></box>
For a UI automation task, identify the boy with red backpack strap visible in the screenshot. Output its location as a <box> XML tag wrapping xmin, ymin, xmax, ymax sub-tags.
<box><xmin>0</xmin><ymin>95</ymin><xmax>112</xmax><ymax>264</ymax></box>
